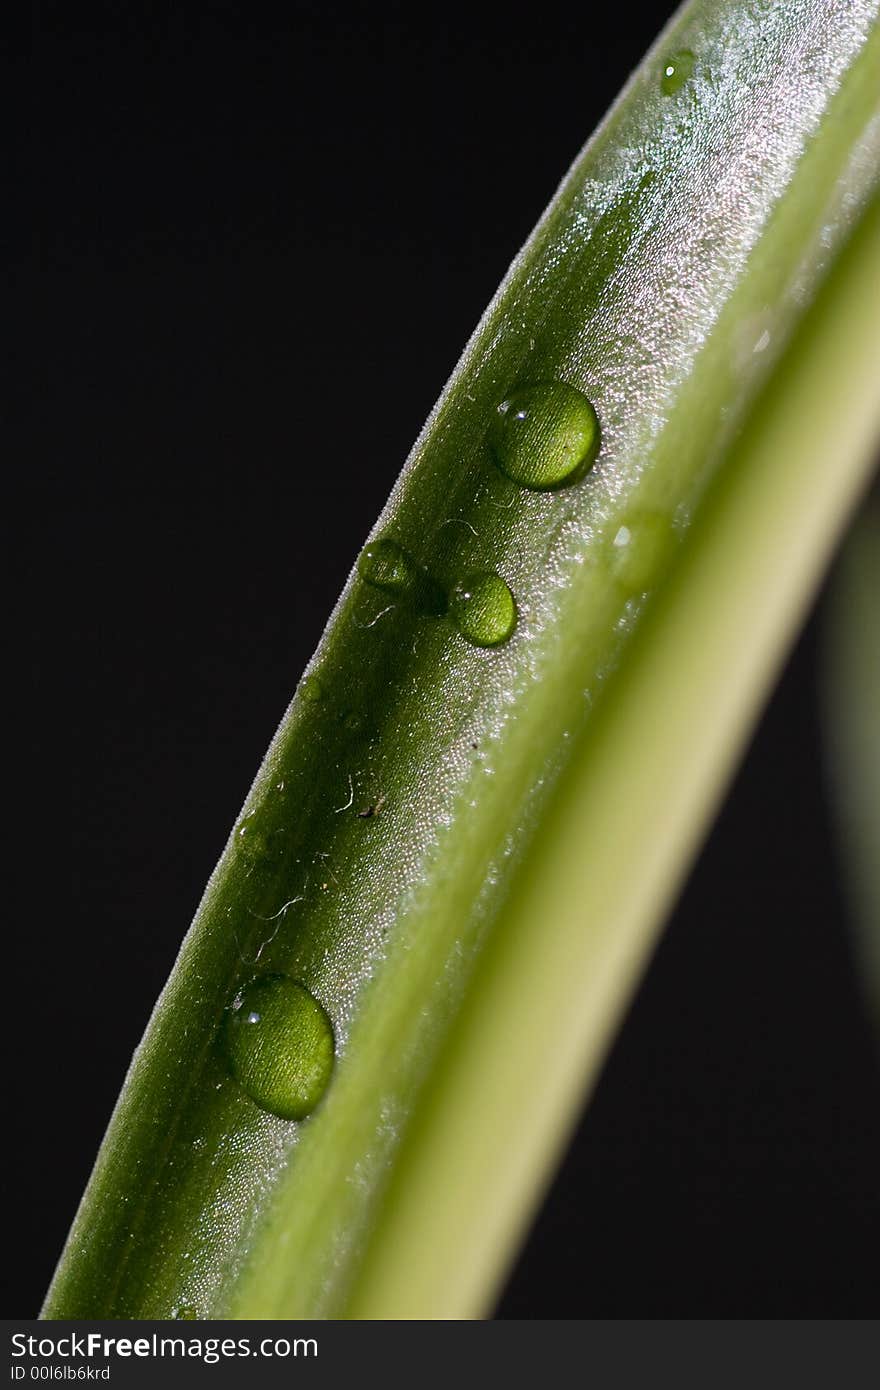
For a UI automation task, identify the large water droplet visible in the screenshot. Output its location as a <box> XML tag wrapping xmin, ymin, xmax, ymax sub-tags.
<box><xmin>173</xmin><ymin>1306</ymin><xmax>198</xmax><ymax>1320</ymax></box>
<box><xmin>660</xmin><ymin>50</ymin><xmax>695</xmax><ymax>95</ymax></box>
<box><xmin>223</xmin><ymin>974</ymin><xmax>334</xmax><ymax>1120</ymax></box>
<box><xmin>608</xmin><ymin>514</ymin><xmax>675</xmax><ymax>595</ymax></box>
<box><xmin>449</xmin><ymin>572</ymin><xmax>517</xmax><ymax>647</ymax></box>
<box><xmin>488</xmin><ymin>381</ymin><xmax>601</xmax><ymax>490</ymax></box>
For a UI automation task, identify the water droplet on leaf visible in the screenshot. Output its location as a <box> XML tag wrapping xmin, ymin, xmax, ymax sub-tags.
<box><xmin>489</xmin><ymin>381</ymin><xmax>601</xmax><ymax>490</ymax></box>
<box><xmin>357</xmin><ymin>535</ymin><xmax>447</xmax><ymax>615</ymax></box>
<box><xmin>235</xmin><ymin>814</ymin><xmax>285</xmax><ymax>863</ymax></box>
<box><xmin>660</xmin><ymin>50</ymin><xmax>695</xmax><ymax>95</ymax></box>
<box><xmin>449</xmin><ymin>572</ymin><xmax>517</xmax><ymax>647</ymax></box>
<box><xmin>357</xmin><ymin>537</ymin><xmax>421</xmax><ymax>595</ymax></box>
<box><xmin>299</xmin><ymin>673</ymin><xmax>323</xmax><ymax>704</ymax></box>
<box><xmin>223</xmin><ymin>974</ymin><xmax>335</xmax><ymax>1121</ymax></box>
<box><xmin>608</xmin><ymin>514</ymin><xmax>675</xmax><ymax>595</ymax></box>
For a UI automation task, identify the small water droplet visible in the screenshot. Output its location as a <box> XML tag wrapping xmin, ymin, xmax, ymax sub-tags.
<box><xmin>223</xmin><ymin>974</ymin><xmax>335</xmax><ymax>1120</ymax></box>
<box><xmin>608</xmin><ymin>514</ymin><xmax>675</xmax><ymax>595</ymax></box>
<box><xmin>489</xmin><ymin>381</ymin><xmax>601</xmax><ymax>490</ymax></box>
<box><xmin>235</xmin><ymin>813</ymin><xmax>285</xmax><ymax>863</ymax></box>
<box><xmin>449</xmin><ymin>572</ymin><xmax>517</xmax><ymax>647</ymax></box>
<box><xmin>358</xmin><ymin>537</ymin><xmax>421</xmax><ymax>594</ymax></box>
<box><xmin>173</xmin><ymin>1306</ymin><xmax>198</xmax><ymax>1320</ymax></box>
<box><xmin>299</xmin><ymin>673</ymin><xmax>323</xmax><ymax>704</ymax></box>
<box><xmin>660</xmin><ymin>50</ymin><xmax>695</xmax><ymax>95</ymax></box>
<box><xmin>357</xmin><ymin>536</ymin><xmax>446</xmax><ymax>615</ymax></box>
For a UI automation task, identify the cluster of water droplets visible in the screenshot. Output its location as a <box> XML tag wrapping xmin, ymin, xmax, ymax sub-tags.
<box><xmin>358</xmin><ymin>541</ymin><xmax>519</xmax><ymax>648</ymax></box>
<box><xmin>217</xmin><ymin>378</ymin><xmax>605</xmax><ymax>1119</ymax></box>
<box><xmin>218</xmin><ymin>31</ymin><xmax>700</xmax><ymax>1119</ymax></box>
<box><xmin>355</xmin><ymin>379</ymin><xmax>608</xmax><ymax>649</ymax></box>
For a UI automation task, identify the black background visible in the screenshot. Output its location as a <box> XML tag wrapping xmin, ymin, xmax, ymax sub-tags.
<box><xmin>12</xmin><ymin>0</ymin><xmax>880</xmax><ymax>1318</ymax></box>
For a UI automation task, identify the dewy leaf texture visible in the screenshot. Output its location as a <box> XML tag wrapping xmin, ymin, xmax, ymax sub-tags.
<box><xmin>43</xmin><ymin>0</ymin><xmax>880</xmax><ymax>1319</ymax></box>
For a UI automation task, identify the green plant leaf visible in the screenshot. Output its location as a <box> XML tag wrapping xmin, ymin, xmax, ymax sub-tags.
<box><xmin>43</xmin><ymin>0</ymin><xmax>880</xmax><ymax>1320</ymax></box>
